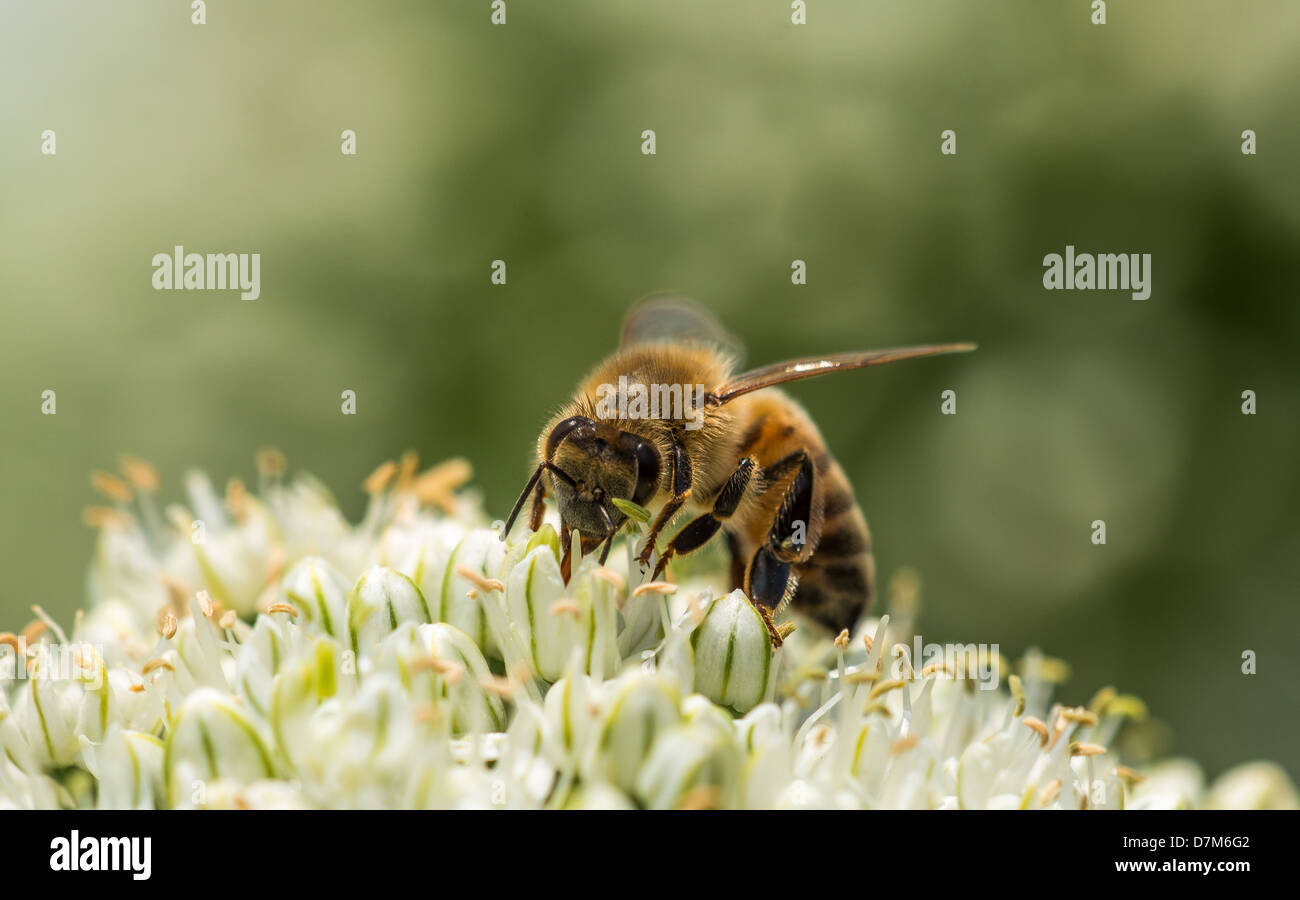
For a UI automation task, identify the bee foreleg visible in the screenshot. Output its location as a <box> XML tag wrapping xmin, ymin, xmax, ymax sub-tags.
<box><xmin>637</xmin><ymin>442</ymin><xmax>693</xmax><ymax>571</ymax></box>
<box><xmin>560</xmin><ymin>522</ymin><xmax>574</xmax><ymax>584</ymax></box>
<box><xmin>527</xmin><ymin>480</ymin><xmax>546</xmax><ymax>532</ymax></box>
<box><xmin>651</xmin><ymin>457</ymin><xmax>756</xmax><ymax>580</ymax></box>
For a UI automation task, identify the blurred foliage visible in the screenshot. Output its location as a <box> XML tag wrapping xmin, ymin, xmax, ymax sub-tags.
<box><xmin>1</xmin><ymin>1</ymin><xmax>1298</xmax><ymax>777</ymax></box>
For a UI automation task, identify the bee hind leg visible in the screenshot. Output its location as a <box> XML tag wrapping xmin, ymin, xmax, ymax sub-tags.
<box><xmin>761</xmin><ymin>449</ymin><xmax>815</xmax><ymax>564</ymax></box>
<box><xmin>650</xmin><ymin>457</ymin><xmax>756</xmax><ymax>580</ymax></box>
<box><xmin>745</xmin><ymin>546</ymin><xmax>798</xmax><ymax>636</ymax></box>
<box><xmin>743</xmin><ymin>449</ymin><xmax>816</xmax><ymax>641</ymax></box>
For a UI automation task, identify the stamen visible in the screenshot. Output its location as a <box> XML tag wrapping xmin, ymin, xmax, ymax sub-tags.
<box><xmin>413</xmin><ymin>657</ymin><xmax>464</xmax><ymax>683</ymax></box>
<box><xmin>455</xmin><ymin>565</ymin><xmax>504</xmax><ymax>594</ymax></box>
<box><xmin>363</xmin><ymin>460</ymin><xmax>398</xmax><ymax>495</ymax></box>
<box><xmin>845</xmin><ymin>669</ymin><xmax>880</xmax><ymax>685</ymax></box>
<box><xmin>592</xmin><ymin>567</ymin><xmax>625</xmax><ymax>591</ymax></box>
<box><xmin>142</xmin><ymin>658</ymin><xmax>175</xmax><ymax>675</ymax></box>
<box><xmin>159</xmin><ymin>576</ymin><xmax>189</xmax><ymax>616</ymax></box>
<box><xmin>395</xmin><ymin>450</ymin><xmax>420</xmax><ymax>492</ymax></box>
<box><xmin>891</xmin><ymin>736</ymin><xmax>919</xmax><ymax>756</ymax></box>
<box><xmin>91</xmin><ymin>470</ymin><xmax>134</xmax><ymax>503</ymax></box>
<box><xmin>867</xmin><ymin>678</ymin><xmax>905</xmax><ymax>701</ymax></box>
<box><xmin>1061</xmin><ymin>707</ymin><xmax>1099</xmax><ymax>727</ymax></box>
<box><xmin>632</xmin><ymin>581</ymin><xmax>677</xmax><ymax>597</ymax></box>
<box><xmin>160</xmin><ymin>611</ymin><xmax>178</xmax><ymax>640</ymax></box>
<box><xmin>1039</xmin><ymin>779</ymin><xmax>1062</xmax><ymax>807</ymax></box>
<box><xmin>414</xmin><ymin>458</ymin><xmax>472</xmax><ymax>512</ymax></box>
<box><xmin>119</xmin><ymin>455</ymin><xmax>160</xmax><ymax>492</ymax></box>
<box><xmin>676</xmin><ymin>786</ymin><xmax>721</xmax><ymax>811</ymax></box>
<box><xmin>481</xmin><ymin>675</ymin><xmax>517</xmax><ymax>697</ymax></box>
<box><xmin>1069</xmin><ymin>741</ymin><xmax>1107</xmax><ymax>757</ymax></box>
<box><xmin>1022</xmin><ymin>716</ymin><xmax>1050</xmax><ymax>746</ymax></box>
<box><xmin>266</xmin><ymin>602</ymin><xmax>299</xmax><ymax>618</ymax></box>
<box><xmin>1113</xmin><ymin>766</ymin><xmax>1146</xmax><ymax>785</ymax></box>
<box><xmin>1088</xmin><ymin>686</ymin><xmax>1117</xmax><ymax>716</ymax></box>
<box><xmin>82</xmin><ymin>506</ymin><xmax>132</xmax><ymax>529</ymax></box>
<box><xmin>1009</xmin><ymin>673</ymin><xmax>1026</xmax><ymax>717</ymax></box>
<box><xmin>197</xmin><ymin>591</ymin><xmax>214</xmax><ymax>618</ymax></box>
<box><xmin>226</xmin><ymin>478</ymin><xmax>248</xmax><ymax>521</ymax></box>
<box><xmin>256</xmin><ymin>447</ymin><xmax>287</xmax><ymax>479</ymax></box>
<box><xmin>860</xmin><ymin>701</ymin><xmax>893</xmax><ymax>718</ymax></box>
<box><xmin>920</xmin><ymin>661</ymin><xmax>956</xmax><ymax>678</ymax></box>
<box><xmin>549</xmin><ymin>599</ymin><xmax>582</xmax><ymax>619</ymax></box>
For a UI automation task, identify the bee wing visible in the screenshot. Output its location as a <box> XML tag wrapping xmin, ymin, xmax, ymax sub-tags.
<box><xmin>620</xmin><ymin>294</ymin><xmax>745</xmax><ymax>362</ymax></box>
<box><xmin>711</xmin><ymin>343</ymin><xmax>976</xmax><ymax>404</ymax></box>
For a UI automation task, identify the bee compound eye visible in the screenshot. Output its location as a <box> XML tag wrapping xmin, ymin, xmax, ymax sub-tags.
<box><xmin>632</xmin><ymin>440</ymin><xmax>661</xmax><ymax>504</ymax></box>
<box><xmin>544</xmin><ymin>416</ymin><xmax>595</xmax><ymax>460</ymax></box>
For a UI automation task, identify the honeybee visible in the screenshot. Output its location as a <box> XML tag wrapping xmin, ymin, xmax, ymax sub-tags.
<box><xmin>501</xmin><ymin>296</ymin><xmax>974</xmax><ymax>639</ymax></box>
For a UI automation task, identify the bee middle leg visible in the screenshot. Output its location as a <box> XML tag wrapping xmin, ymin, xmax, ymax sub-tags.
<box><xmin>651</xmin><ymin>457</ymin><xmax>756</xmax><ymax>580</ymax></box>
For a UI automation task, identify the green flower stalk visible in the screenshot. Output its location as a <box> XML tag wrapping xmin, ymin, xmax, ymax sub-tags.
<box><xmin>0</xmin><ymin>450</ymin><xmax>1294</xmax><ymax>810</ymax></box>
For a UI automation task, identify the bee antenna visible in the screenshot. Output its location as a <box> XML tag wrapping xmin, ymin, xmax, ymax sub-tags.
<box><xmin>544</xmin><ymin>461</ymin><xmax>576</xmax><ymax>488</ymax></box>
<box><xmin>500</xmin><ymin>463</ymin><xmax>544</xmax><ymax>541</ymax></box>
<box><xmin>500</xmin><ymin>461</ymin><xmax>578</xmax><ymax>541</ymax></box>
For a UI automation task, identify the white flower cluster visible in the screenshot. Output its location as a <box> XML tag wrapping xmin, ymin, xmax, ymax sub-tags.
<box><xmin>1</xmin><ymin>453</ymin><xmax>1294</xmax><ymax>810</ymax></box>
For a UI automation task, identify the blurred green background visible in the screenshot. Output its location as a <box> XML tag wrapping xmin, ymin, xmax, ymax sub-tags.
<box><xmin>2</xmin><ymin>1</ymin><xmax>1298</xmax><ymax>778</ymax></box>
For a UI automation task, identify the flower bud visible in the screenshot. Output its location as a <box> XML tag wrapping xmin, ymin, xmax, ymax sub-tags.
<box><xmin>635</xmin><ymin>719</ymin><xmax>741</xmax><ymax>810</ymax></box>
<box><xmin>543</xmin><ymin>671</ymin><xmax>596</xmax><ymax>758</ymax></box>
<box><xmin>505</xmin><ymin>544</ymin><xmax>585</xmax><ymax>683</ymax></box>
<box><xmin>434</xmin><ymin>529</ymin><xmax>506</xmax><ymax>657</ymax></box>
<box><xmin>376</xmin><ymin>622</ymin><xmax>504</xmax><ymax>734</ymax></box>
<box><xmin>270</xmin><ymin>636</ymin><xmax>343</xmax><ymax>767</ymax></box>
<box><xmin>184</xmin><ymin>472</ymin><xmax>280</xmax><ymax>618</ymax></box>
<box><xmin>347</xmin><ymin>566</ymin><xmax>431</xmax><ymax>655</ymax></box>
<box><xmin>164</xmin><ymin>688</ymin><xmax>276</xmax><ymax>807</ymax></box>
<box><xmin>690</xmin><ymin>589</ymin><xmax>775</xmax><ymax>714</ymax></box>
<box><xmin>1204</xmin><ymin>761</ymin><xmax>1300</xmax><ymax>810</ymax></box>
<box><xmin>278</xmin><ymin>556</ymin><xmax>349</xmax><ymax>639</ymax></box>
<box><xmin>584</xmin><ymin>673</ymin><xmax>682</xmax><ymax>794</ymax></box>
<box><xmin>17</xmin><ymin>644</ymin><xmax>114</xmax><ymax>767</ymax></box>
<box><xmin>85</xmin><ymin>728</ymin><xmax>165</xmax><ymax>810</ymax></box>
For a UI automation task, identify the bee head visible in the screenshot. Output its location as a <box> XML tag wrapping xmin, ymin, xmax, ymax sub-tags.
<box><xmin>544</xmin><ymin>416</ymin><xmax>661</xmax><ymax>540</ymax></box>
